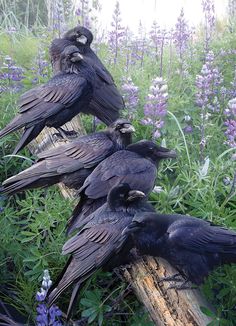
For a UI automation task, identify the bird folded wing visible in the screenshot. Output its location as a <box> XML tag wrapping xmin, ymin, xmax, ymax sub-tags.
<box><xmin>38</xmin><ymin>133</ymin><xmax>114</xmax><ymax>170</ymax></box>
<box><xmin>169</xmin><ymin>222</ymin><xmax>236</xmax><ymax>254</ymax></box>
<box><xmin>19</xmin><ymin>74</ymin><xmax>88</xmax><ymax>115</ymax></box>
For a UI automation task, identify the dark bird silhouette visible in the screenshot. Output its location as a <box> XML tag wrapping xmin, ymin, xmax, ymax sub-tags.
<box><xmin>67</xmin><ymin>140</ymin><xmax>176</xmax><ymax>234</ymax></box>
<box><xmin>1</xmin><ymin>119</ymin><xmax>134</xmax><ymax>195</ymax></box>
<box><xmin>47</xmin><ymin>183</ymin><xmax>154</xmax><ymax>319</ymax></box>
<box><xmin>50</xmin><ymin>25</ymin><xmax>124</xmax><ymax>125</ymax></box>
<box><xmin>124</xmin><ymin>212</ymin><xmax>236</xmax><ymax>286</ymax></box>
<box><xmin>0</xmin><ymin>45</ymin><xmax>97</xmax><ymax>154</ymax></box>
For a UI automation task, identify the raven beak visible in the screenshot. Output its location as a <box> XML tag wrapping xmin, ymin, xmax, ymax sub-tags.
<box><xmin>122</xmin><ymin>221</ymin><xmax>140</xmax><ymax>235</ymax></box>
<box><xmin>70</xmin><ymin>53</ymin><xmax>83</xmax><ymax>62</ymax></box>
<box><xmin>157</xmin><ymin>149</ymin><xmax>177</xmax><ymax>159</ymax></box>
<box><xmin>120</xmin><ymin>124</ymin><xmax>135</xmax><ymax>134</ymax></box>
<box><xmin>76</xmin><ymin>35</ymin><xmax>87</xmax><ymax>44</ymax></box>
<box><xmin>127</xmin><ymin>190</ymin><xmax>145</xmax><ymax>201</ymax></box>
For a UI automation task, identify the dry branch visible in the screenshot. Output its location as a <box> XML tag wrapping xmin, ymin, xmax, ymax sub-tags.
<box><xmin>30</xmin><ymin>116</ymin><xmax>214</xmax><ymax>325</ymax></box>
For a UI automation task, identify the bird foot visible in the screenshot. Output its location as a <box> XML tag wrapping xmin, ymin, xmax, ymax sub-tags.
<box><xmin>56</xmin><ymin>127</ymin><xmax>78</xmax><ymax>140</ymax></box>
<box><xmin>158</xmin><ymin>273</ymin><xmax>183</xmax><ymax>283</ymax></box>
<box><xmin>119</xmin><ymin>263</ymin><xmax>132</xmax><ymax>271</ymax></box>
<box><xmin>166</xmin><ymin>280</ymin><xmax>195</xmax><ymax>291</ymax></box>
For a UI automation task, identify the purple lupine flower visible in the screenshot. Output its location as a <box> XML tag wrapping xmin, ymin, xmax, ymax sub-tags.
<box><xmin>130</xmin><ymin>21</ymin><xmax>147</xmax><ymax>68</ymax></box>
<box><xmin>195</xmin><ymin>50</ymin><xmax>223</xmax><ymax>161</ymax></box>
<box><xmin>167</xmin><ymin>28</ymin><xmax>174</xmax><ymax>79</ymax></box>
<box><xmin>173</xmin><ymin>8</ymin><xmax>190</xmax><ymax>77</ymax></box>
<box><xmin>225</xmin><ymin>119</ymin><xmax>236</xmax><ymax>148</ymax></box>
<box><xmin>0</xmin><ymin>55</ymin><xmax>25</xmax><ymax>93</ymax></box>
<box><xmin>75</xmin><ymin>0</ymin><xmax>92</xmax><ymax>29</ymax></box>
<box><xmin>229</xmin><ymin>70</ymin><xmax>236</xmax><ymax>99</ymax></box>
<box><xmin>196</xmin><ymin>51</ymin><xmax>223</xmax><ymax>112</ymax></box>
<box><xmin>31</xmin><ymin>48</ymin><xmax>49</xmax><ymax>84</ymax></box>
<box><xmin>120</xmin><ymin>26</ymin><xmax>133</xmax><ymax>72</ymax></box>
<box><xmin>108</xmin><ymin>1</ymin><xmax>125</xmax><ymax>64</ymax></box>
<box><xmin>141</xmin><ymin>77</ymin><xmax>168</xmax><ymax>139</ymax></box>
<box><xmin>149</xmin><ymin>21</ymin><xmax>167</xmax><ymax>76</ymax></box>
<box><xmin>202</xmin><ymin>0</ymin><xmax>215</xmax><ymax>52</ymax></box>
<box><xmin>35</xmin><ymin>270</ymin><xmax>62</xmax><ymax>326</ymax></box>
<box><xmin>228</xmin><ymin>0</ymin><xmax>236</xmax><ymax>31</ymax></box>
<box><xmin>183</xmin><ymin>115</ymin><xmax>193</xmax><ymax>134</ymax></box>
<box><xmin>121</xmin><ymin>77</ymin><xmax>139</xmax><ymax>119</ymax></box>
<box><xmin>173</xmin><ymin>8</ymin><xmax>190</xmax><ymax>55</ymax></box>
<box><xmin>224</xmin><ymin>98</ymin><xmax>236</xmax><ymax>148</ymax></box>
<box><xmin>47</xmin><ymin>0</ymin><xmax>67</xmax><ymax>36</ymax></box>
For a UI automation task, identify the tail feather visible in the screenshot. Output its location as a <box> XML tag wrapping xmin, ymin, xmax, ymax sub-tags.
<box><xmin>12</xmin><ymin>123</ymin><xmax>44</xmax><ymax>154</ymax></box>
<box><xmin>0</xmin><ymin>115</ymin><xmax>24</xmax><ymax>139</ymax></box>
<box><xmin>66</xmin><ymin>283</ymin><xmax>81</xmax><ymax>320</ymax></box>
<box><xmin>1</xmin><ymin>178</ymin><xmax>38</xmax><ymax>196</ymax></box>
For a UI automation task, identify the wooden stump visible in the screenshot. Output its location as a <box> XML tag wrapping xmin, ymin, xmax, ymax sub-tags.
<box><xmin>30</xmin><ymin>116</ymin><xmax>214</xmax><ymax>325</ymax></box>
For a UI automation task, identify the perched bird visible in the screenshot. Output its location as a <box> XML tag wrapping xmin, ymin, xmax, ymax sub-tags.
<box><xmin>1</xmin><ymin>119</ymin><xmax>134</xmax><ymax>195</ymax></box>
<box><xmin>47</xmin><ymin>183</ymin><xmax>154</xmax><ymax>319</ymax></box>
<box><xmin>50</xmin><ymin>25</ymin><xmax>124</xmax><ymax>125</ymax></box>
<box><xmin>0</xmin><ymin>45</ymin><xmax>97</xmax><ymax>154</ymax></box>
<box><xmin>67</xmin><ymin>140</ymin><xmax>176</xmax><ymax>234</ymax></box>
<box><xmin>124</xmin><ymin>212</ymin><xmax>236</xmax><ymax>286</ymax></box>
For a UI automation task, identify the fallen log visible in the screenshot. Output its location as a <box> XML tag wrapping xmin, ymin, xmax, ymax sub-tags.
<box><xmin>29</xmin><ymin>116</ymin><xmax>214</xmax><ymax>325</ymax></box>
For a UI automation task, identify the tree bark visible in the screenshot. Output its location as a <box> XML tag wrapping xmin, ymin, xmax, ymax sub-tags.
<box><xmin>30</xmin><ymin>117</ymin><xmax>214</xmax><ymax>326</ymax></box>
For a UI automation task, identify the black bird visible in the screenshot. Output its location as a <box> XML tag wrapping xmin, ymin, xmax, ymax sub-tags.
<box><xmin>47</xmin><ymin>183</ymin><xmax>154</xmax><ymax>319</ymax></box>
<box><xmin>124</xmin><ymin>212</ymin><xmax>236</xmax><ymax>286</ymax></box>
<box><xmin>50</xmin><ymin>25</ymin><xmax>124</xmax><ymax>125</ymax></box>
<box><xmin>1</xmin><ymin>119</ymin><xmax>134</xmax><ymax>195</ymax></box>
<box><xmin>67</xmin><ymin>140</ymin><xmax>176</xmax><ymax>234</ymax></box>
<box><xmin>0</xmin><ymin>45</ymin><xmax>97</xmax><ymax>154</ymax></box>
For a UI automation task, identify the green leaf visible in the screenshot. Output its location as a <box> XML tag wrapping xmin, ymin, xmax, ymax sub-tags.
<box><xmin>200</xmin><ymin>306</ymin><xmax>215</xmax><ymax>318</ymax></box>
<box><xmin>88</xmin><ymin>311</ymin><xmax>98</xmax><ymax>324</ymax></box>
<box><xmin>81</xmin><ymin>307</ymin><xmax>96</xmax><ymax>318</ymax></box>
<box><xmin>98</xmin><ymin>311</ymin><xmax>104</xmax><ymax>326</ymax></box>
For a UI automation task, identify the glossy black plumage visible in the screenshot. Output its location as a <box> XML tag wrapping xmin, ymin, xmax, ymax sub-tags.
<box><xmin>0</xmin><ymin>45</ymin><xmax>97</xmax><ymax>154</ymax></box>
<box><xmin>47</xmin><ymin>183</ymin><xmax>154</xmax><ymax>319</ymax></box>
<box><xmin>50</xmin><ymin>25</ymin><xmax>124</xmax><ymax>125</ymax></box>
<box><xmin>125</xmin><ymin>212</ymin><xmax>236</xmax><ymax>285</ymax></box>
<box><xmin>67</xmin><ymin>140</ymin><xmax>176</xmax><ymax>234</ymax></box>
<box><xmin>1</xmin><ymin>119</ymin><xmax>134</xmax><ymax>195</ymax></box>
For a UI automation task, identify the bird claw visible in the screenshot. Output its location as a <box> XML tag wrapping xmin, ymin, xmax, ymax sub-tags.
<box><xmin>158</xmin><ymin>273</ymin><xmax>183</xmax><ymax>283</ymax></box>
<box><xmin>166</xmin><ymin>280</ymin><xmax>195</xmax><ymax>291</ymax></box>
<box><xmin>119</xmin><ymin>263</ymin><xmax>132</xmax><ymax>271</ymax></box>
<box><xmin>56</xmin><ymin>127</ymin><xmax>78</xmax><ymax>140</ymax></box>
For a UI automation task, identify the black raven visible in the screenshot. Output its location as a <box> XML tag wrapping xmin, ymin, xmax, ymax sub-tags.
<box><xmin>47</xmin><ymin>183</ymin><xmax>154</xmax><ymax>319</ymax></box>
<box><xmin>1</xmin><ymin>119</ymin><xmax>134</xmax><ymax>195</ymax></box>
<box><xmin>67</xmin><ymin>140</ymin><xmax>176</xmax><ymax>234</ymax></box>
<box><xmin>0</xmin><ymin>45</ymin><xmax>97</xmax><ymax>154</ymax></box>
<box><xmin>50</xmin><ymin>26</ymin><xmax>124</xmax><ymax>125</ymax></box>
<box><xmin>124</xmin><ymin>212</ymin><xmax>236</xmax><ymax>286</ymax></box>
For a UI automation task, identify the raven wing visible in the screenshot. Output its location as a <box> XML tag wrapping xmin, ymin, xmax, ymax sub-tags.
<box><xmin>48</xmin><ymin>212</ymin><xmax>129</xmax><ymax>305</ymax></box>
<box><xmin>81</xmin><ymin>151</ymin><xmax>157</xmax><ymax>199</ymax></box>
<box><xmin>168</xmin><ymin>218</ymin><xmax>236</xmax><ymax>255</ymax></box>
<box><xmin>38</xmin><ymin>132</ymin><xmax>115</xmax><ymax>171</ymax></box>
<box><xmin>18</xmin><ymin>73</ymin><xmax>89</xmax><ymax>119</ymax></box>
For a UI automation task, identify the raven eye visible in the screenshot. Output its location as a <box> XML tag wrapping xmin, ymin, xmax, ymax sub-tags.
<box><xmin>116</xmin><ymin>124</ymin><xmax>121</xmax><ymax>129</ymax></box>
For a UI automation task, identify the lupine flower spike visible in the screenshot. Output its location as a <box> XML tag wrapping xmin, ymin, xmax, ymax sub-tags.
<box><xmin>36</xmin><ymin>270</ymin><xmax>62</xmax><ymax>326</ymax></box>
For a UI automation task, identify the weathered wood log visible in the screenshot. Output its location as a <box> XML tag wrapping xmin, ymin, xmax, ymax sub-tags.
<box><xmin>30</xmin><ymin>116</ymin><xmax>214</xmax><ymax>325</ymax></box>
